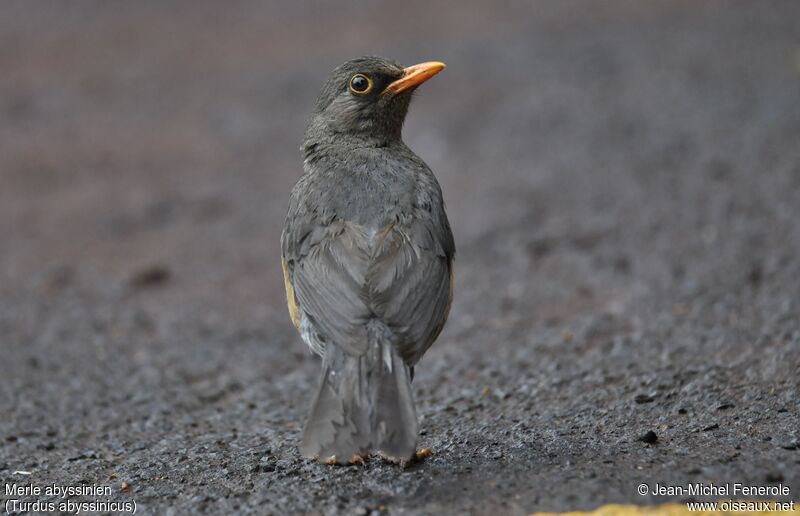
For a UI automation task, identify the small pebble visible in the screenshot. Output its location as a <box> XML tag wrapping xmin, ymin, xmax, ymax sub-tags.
<box><xmin>765</xmin><ymin>472</ymin><xmax>784</xmax><ymax>483</ymax></box>
<box><xmin>638</xmin><ymin>431</ymin><xmax>658</xmax><ymax>444</ymax></box>
<box><xmin>129</xmin><ymin>265</ymin><xmax>171</xmax><ymax>288</ymax></box>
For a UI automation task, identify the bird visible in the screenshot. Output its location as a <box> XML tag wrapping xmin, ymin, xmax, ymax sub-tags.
<box><xmin>280</xmin><ymin>56</ymin><xmax>455</xmax><ymax>465</ymax></box>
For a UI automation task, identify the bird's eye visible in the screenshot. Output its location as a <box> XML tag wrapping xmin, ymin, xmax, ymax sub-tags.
<box><xmin>349</xmin><ymin>74</ymin><xmax>372</xmax><ymax>94</ymax></box>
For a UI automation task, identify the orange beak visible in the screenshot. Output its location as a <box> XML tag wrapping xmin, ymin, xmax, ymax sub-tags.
<box><xmin>381</xmin><ymin>61</ymin><xmax>446</xmax><ymax>96</ymax></box>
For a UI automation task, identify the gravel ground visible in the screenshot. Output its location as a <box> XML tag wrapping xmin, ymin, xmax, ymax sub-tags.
<box><xmin>1</xmin><ymin>1</ymin><xmax>799</xmax><ymax>514</ymax></box>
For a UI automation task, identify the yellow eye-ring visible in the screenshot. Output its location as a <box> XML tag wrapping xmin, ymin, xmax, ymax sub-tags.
<box><xmin>349</xmin><ymin>74</ymin><xmax>373</xmax><ymax>94</ymax></box>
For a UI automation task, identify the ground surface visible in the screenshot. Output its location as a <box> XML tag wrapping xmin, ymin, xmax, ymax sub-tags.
<box><xmin>1</xmin><ymin>1</ymin><xmax>799</xmax><ymax>514</ymax></box>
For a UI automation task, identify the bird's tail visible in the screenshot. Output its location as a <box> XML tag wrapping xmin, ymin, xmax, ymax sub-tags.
<box><xmin>301</xmin><ymin>320</ymin><xmax>418</xmax><ymax>464</ymax></box>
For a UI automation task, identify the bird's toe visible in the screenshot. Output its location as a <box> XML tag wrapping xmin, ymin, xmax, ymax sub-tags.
<box><xmin>415</xmin><ymin>447</ymin><xmax>433</xmax><ymax>461</ymax></box>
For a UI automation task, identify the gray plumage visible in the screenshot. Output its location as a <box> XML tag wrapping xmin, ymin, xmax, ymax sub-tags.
<box><xmin>281</xmin><ymin>56</ymin><xmax>454</xmax><ymax>464</ymax></box>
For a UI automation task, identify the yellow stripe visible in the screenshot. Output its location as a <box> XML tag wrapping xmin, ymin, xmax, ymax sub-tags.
<box><xmin>533</xmin><ymin>501</ymin><xmax>798</xmax><ymax>516</ymax></box>
<box><xmin>281</xmin><ymin>258</ymin><xmax>301</xmax><ymax>329</ymax></box>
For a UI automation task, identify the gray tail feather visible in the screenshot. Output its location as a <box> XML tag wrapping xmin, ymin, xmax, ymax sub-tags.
<box><xmin>301</xmin><ymin>321</ymin><xmax>417</xmax><ymax>463</ymax></box>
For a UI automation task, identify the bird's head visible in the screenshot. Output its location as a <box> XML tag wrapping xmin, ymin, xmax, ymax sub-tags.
<box><xmin>304</xmin><ymin>56</ymin><xmax>445</xmax><ymax>148</ymax></box>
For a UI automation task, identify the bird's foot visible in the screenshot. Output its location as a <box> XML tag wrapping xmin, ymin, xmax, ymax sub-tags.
<box><xmin>415</xmin><ymin>447</ymin><xmax>433</xmax><ymax>461</ymax></box>
<box><xmin>349</xmin><ymin>453</ymin><xmax>367</xmax><ymax>466</ymax></box>
<box><xmin>319</xmin><ymin>453</ymin><xmax>369</xmax><ymax>466</ymax></box>
<box><xmin>321</xmin><ymin>449</ymin><xmax>430</xmax><ymax>467</ymax></box>
<box><xmin>374</xmin><ymin>447</ymin><xmax>433</xmax><ymax>468</ymax></box>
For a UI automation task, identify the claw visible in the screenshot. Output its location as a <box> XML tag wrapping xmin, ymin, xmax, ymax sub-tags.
<box><xmin>415</xmin><ymin>447</ymin><xmax>433</xmax><ymax>460</ymax></box>
<box><xmin>350</xmin><ymin>454</ymin><xmax>367</xmax><ymax>466</ymax></box>
<box><xmin>323</xmin><ymin>455</ymin><xmax>337</xmax><ymax>465</ymax></box>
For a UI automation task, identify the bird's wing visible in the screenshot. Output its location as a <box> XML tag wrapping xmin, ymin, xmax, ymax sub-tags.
<box><xmin>366</xmin><ymin>214</ymin><xmax>454</xmax><ymax>366</ymax></box>
<box><xmin>282</xmin><ymin>192</ymin><xmax>374</xmax><ymax>355</ymax></box>
<box><xmin>280</xmin><ymin>180</ymin><xmax>313</xmax><ymax>332</ymax></box>
<box><xmin>282</xmin><ymin>173</ymin><xmax>455</xmax><ymax>362</ymax></box>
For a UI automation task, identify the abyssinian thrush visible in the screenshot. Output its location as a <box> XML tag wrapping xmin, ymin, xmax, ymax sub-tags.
<box><xmin>281</xmin><ymin>56</ymin><xmax>454</xmax><ymax>465</ymax></box>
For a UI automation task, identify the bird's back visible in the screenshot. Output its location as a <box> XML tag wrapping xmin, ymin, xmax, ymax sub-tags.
<box><xmin>283</xmin><ymin>141</ymin><xmax>453</xmax><ymax>364</ymax></box>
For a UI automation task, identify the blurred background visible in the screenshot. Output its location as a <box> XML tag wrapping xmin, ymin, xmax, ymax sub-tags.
<box><xmin>1</xmin><ymin>1</ymin><xmax>798</xmax><ymax>514</ymax></box>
